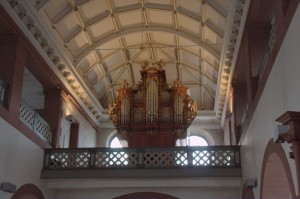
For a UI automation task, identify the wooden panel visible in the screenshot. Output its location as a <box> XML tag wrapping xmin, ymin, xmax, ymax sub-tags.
<box><xmin>128</xmin><ymin>132</ymin><xmax>176</xmax><ymax>147</ymax></box>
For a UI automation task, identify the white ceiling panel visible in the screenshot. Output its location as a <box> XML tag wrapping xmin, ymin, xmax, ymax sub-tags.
<box><xmin>117</xmin><ymin>11</ymin><xmax>143</xmax><ymax>28</ymax></box>
<box><xmin>88</xmin><ymin>18</ymin><xmax>115</xmax><ymax>41</ymax></box>
<box><xmin>79</xmin><ymin>0</ymin><xmax>109</xmax><ymax>23</ymax></box>
<box><xmin>148</xmin><ymin>10</ymin><xmax>173</xmax><ymax>26</ymax></box>
<box><xmin>23</xmin><ymin>0</ymin><xmax>235</xmax><ymax>111</ymax></box>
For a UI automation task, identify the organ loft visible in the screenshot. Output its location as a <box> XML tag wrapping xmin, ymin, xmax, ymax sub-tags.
<box><xmin>109</xmin><ymin>60</ymin><xmax>197</xmax><ymax>147</ymax></box>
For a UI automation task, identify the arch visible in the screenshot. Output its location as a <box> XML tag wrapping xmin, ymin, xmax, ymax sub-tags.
<box><xmin>242</xmin><ymin>183</ymin><xmax>255</xmax><ymax>199</ymax></box>
<box><xmin>11</xmin><ymin>183</ymin><xmax>44</xmax><ymax>199</ymax></box>
<box><xmin>106</xmin><ymin>130</ymin><xmax>128</xmax><ymax>148</ymax></box>
<box><xmin>106</xmin><ymin>130</ymin><xmax>118</xmax><ymax>147</ymax></box>
<box><xmin>188</xmin><ymin>129</ymin><xmax>215</xmax><ymax>146</ymax></box>
<box><xmin>74</xmin><ymin>25</ymin><xmax>220</xmax><ymax>65</ymax></box>
<box><xmin>260</xmin><ymin>139</ymin><xmax>296</xmax><ymax>199</ymax></box>
<box><xmin>187</xmin><ymin>135</ymin><xmax>209</xmax><ymax>146</ymax></box>
<box><xmin>113</xmin><ymin>192</ymin><xmax>179</xmax><ymax>199</ymax></box>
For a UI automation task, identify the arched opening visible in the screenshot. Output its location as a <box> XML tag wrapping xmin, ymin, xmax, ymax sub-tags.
<box><xmin>187</xmin><ymin>135</ymin><xmax>209</xmax><ymax>146</ymax></box>
<box><xmin>260</xmin><ymin>139</ymin><xmax>296</xmax><ymax>199</ymax></box>
<box><xmin>12</xmin><ymin>184</ymin><xmax>44</xmax><ymax>199</ymax></box>
<box><xmin>106</xmin><ymin>130</ymin><xmax>128</xmax><ymax>148</ymax></box>
<box><xmin>113</xmin><ymin>192</ymin><xmax>179</xmax><ymax>199</ymax></box>
<box><xmin>110</xmin><ymin>136</ymin><xmax>123</xmax><ymax>148</ymax></box>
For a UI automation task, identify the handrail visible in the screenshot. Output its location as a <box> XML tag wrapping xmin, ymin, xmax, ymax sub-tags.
<box><xmin>0</xmin><ymin>79</ymin><xmax>5</xmax><ymax>105</ymax></box>
<box><xmin>19</xmin><ymin>100</ymin><xmax>52</xmax><ymax>143</ymax></box>
<box><xmin>43</xmin><ymin>146</ymin><xmax>241</xmax><ymax>170</ymax></box>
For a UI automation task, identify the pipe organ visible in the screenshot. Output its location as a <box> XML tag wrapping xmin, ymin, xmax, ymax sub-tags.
<box><xmin>109</xmin><ymin>60</ymin><xmax>197</xmax><ymax>147</ymax></box>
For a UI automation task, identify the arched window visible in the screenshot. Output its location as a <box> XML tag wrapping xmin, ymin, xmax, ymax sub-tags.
<box><xmin>110</xmin><ymin>136</ymin><xmax>123</xmax><ymax>148</ymax></box>
<box><xmin>187</xmin><ymin>135</ymin><xmax>208</xmax><ymax>146</ymax></box>
<box><xmin>106</xmin><ymin>130</ymin><xmax>128</xmax><ymax>148</ymax></box>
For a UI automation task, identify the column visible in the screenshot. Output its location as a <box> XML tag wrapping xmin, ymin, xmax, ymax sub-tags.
<box><xmin>43</xmin><ymin>88</ymin><xmax>63</xmax><ymax>148</ymax></box>
<box><xmin>69</xmin><ymin>122</ymin><xmax>79</xmax><ymax>148</ymax></box>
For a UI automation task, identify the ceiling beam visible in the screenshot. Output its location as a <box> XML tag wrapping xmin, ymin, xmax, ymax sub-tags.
<box><xmin>157</xmin><ymin>48</ymin><xmax>176</xmax><ymax>62</ymax></box>
<box><xmin>74</xmin><ymin>25</ymin><xmax>221</xmax><ymax>65</ymax></box>
<box><xmin>177</xmin><ymin>7</ymin><xmax>202</xmax><ymax>22</ymax></box>
<box><xmin>106</xmin><ymin>0</ymin><xmax>119</xmax><ymax>32</ymax></box>
<box><xmin>181</xmin><ymin>64</ymin><xmax>201</xmax><ymax>84</ymax></box>
<box><xmin>206</xmin><ymin>0</ymin><xmax>227</xmax><ymax>17</ymax></box>
<box><xmin>113</xmin><ymin>3</ymin><xmax>140</xmax><ymax>13</ymax></box>
<box><xmin>205</xmin><ymin>19</ymin><xmax>224</xmax><ymax>38</ymax></box>
<box><xmin>51</xmin><ymin>5</ymin><xmax>73</xmax><ymax>24</ymax></box>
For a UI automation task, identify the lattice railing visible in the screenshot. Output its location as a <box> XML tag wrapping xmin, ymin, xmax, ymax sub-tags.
<box><xmin>257</xmin><ymin>20</ymin><xmax>276</xmax><ymax>82</ymax></box>
<box><xmin>43</xmin><ymin>146</ymin><xmax>241</xmax><ymax>169</ymax></box>
<box><xmin>0</xmin><ymin>79</ymin><xmax>5</xmax><ymax>105</ymax></box>
<box><xmin>19</xmin><ymin>100</ymin><xmax>52</xmax><ymax>143</ymax></box>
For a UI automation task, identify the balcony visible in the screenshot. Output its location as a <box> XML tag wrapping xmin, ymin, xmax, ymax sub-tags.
<box><xmin>41</xmin><ymin>146</ymin><xmax>241</xmax><ymax>179</ymax></box>
<box><xmin>19</xmin><ymin>100</ymin><xmax>52</xmax><ymax>143</ymax></box>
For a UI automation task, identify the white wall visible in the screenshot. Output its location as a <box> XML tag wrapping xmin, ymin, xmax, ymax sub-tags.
<box><xmin>97</xmin><ymin>127</ymin><xmax>115</xmax><ymax>147</ymax></box>
<box><xmin>60</xmin><ymin>100</ymin><xmax>97</xmax><ymax>148</ymax></box>
<box><xmin>0</xmin><ymin>118</ymin><xmax>55</xmax><ymax>199</ymax></box>
<box><xmin>241</xmin><ymin>5</ymin><xmax>300</xmax><ymax>198</ymax></box>
<box><xmin>55</xmin><ymin>187</ymin><xmax>240</xmax><ymax>199</ymax></box>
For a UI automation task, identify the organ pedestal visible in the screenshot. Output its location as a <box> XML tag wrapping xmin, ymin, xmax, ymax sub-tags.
<box><xmin>109</xmin><ymin>60</ymin><xmax>197</xmax><ymax>147</ymax></box>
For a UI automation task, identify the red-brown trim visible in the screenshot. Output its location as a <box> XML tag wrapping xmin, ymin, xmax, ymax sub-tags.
<box><xmin>232</xmin><ymin>0</ymin><xmax>299</xmax><ymax>143</ymax></box>
<box><xmin>69</xmin><ymin>122</ymin><xmax>79</xmax><ymax>148</ymax></box>
<box><xmin>260</xmin><ymin>139</ymin><xmax>296</xmax><ymax>199</ymax></box>
<box><xmin>11</xmin><ymin>183</ymin><xmax>45</xmax><ymax>199</ymax></box>
<box><xmin>242</xmin><ymin>183</ymin><xmax>255</xmax><ymax>199</ymax></box>
<box><xmin>113</xmin><ymin>192</ymin><xmax>179</xmax><ymax>199</ymax></box>
<box><xmin>0</xmin><ymin>4</ymin><xmax>99</xmax><ymax>142</ymax></box>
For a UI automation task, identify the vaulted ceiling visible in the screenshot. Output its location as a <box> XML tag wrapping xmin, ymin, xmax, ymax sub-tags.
<box><xmin>2</xmin><ymin>0</ymin><xmax>248</xmax><ymax>127</ymax></box>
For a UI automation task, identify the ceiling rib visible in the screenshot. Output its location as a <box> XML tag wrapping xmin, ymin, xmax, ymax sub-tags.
<box><xmin>74</xmin><ymin>26</ymin><xmax>221</xmax><ymax>65</ymax></box>
<box><xmin>111</xmin><ymin>66</ymin><xmax>127</xmax><ymax>86</ymax></box>
<box><xmin>205</xmin><ymin>19</ymin><xmax>224</xmax><ymax>38</ymax></box>
<box><xmin>34</xmin><ymin>0</ymin><xmax>232</xmax><ymax>114</ymax></box>
<box><xmin>106</xmin><ymin>0</ymin><xmax>119</xmax><ymax>32</ymax></box>
<box><xmin>85</xmin><ymin>11</ymin><xmax>110</xmax><ymax>27</ymax></box>
<box><xmin>177</xmin><ymin>7</ymin><xmax>202</xmax><ymax>22</ymax></box>
<box><xmin>175</xmin><ymin>36</ymin><xmax>181</xmax><ymax>80</ymax></box>
<box><xmin>181</xmin><ymin>64</ymin><xmax>201</xmax><ymax>84</ymax></box>
<box><xmin>173</xmin><ymin>0</ymin><xmax>179</xmax><ymax>30</ymax></box>
<box><xmin>206</xmin><ymin>0</ymin><xmax>227</xmax><ymax>17</ymax></box>
<box><xmin>119</xmin><ymin>38</ymin><xmax>134</xmax><ymax>85</ymax></box>
<box><xmin>51</xmin><ymin>5</ymin><xmax>73</xmax><ymax>24</ymax></box>
<box><xmin>114</xmin><ymin>3</ymin><xmax>140</xmax><ymax>13</ymax></box>
<box><xmin>204</xmin><ymin>89</ymin><xmax>215</xmax><ymax>103</ymax></box>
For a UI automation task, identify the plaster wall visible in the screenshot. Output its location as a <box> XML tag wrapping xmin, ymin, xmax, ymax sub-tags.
<box><xmin>97</xmin><ymin>128</ymin><xmax>115</xmax><ymax>147</ymax></box>
<box><xmin>55</xmin><ymin>187</ymin><xmax>240</xmax><ymax>199</ymax></box>
<box><xmin>0</xmin><ymin>118</ymin><xmax>55</xmax><ymax>199</ymax></box>
<box><xmin>60</xmin><ymin>100</ymin><xmax>97</xmax><ymax>148</ymax></box>
<box><xmin>240</xmin><ymin>5</ymin><xmax>300</xmax><ymax>198</ymax></box>
<box><xmin>97</xmin><ymin>128</ymin><xmax>223</xmax><ymax>147</ymax></box>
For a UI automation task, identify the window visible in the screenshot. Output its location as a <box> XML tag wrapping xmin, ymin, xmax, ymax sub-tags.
<box><xmin>187</xmin><ymin>135</ymin><xmax>208</xmax><ymax>146</ymax></box>
<box><xmin>110</xmin><ymin>136</ymin><xmax>123</xmax><ymax>148</ymax></box>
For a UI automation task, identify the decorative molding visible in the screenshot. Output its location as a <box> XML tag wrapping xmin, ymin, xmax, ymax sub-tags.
<box><xmin>2</xmin><ymin>0</ymin><xmax>103</xmax><ymax>123</ymax></box>
<box><xmin>215</xmin><ymin>0</ymin><xmax>248</xmax><ymax>124</ymax></box>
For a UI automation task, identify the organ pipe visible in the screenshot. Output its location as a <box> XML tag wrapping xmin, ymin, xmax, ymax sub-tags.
<box><xmin>108</xmin><ymin>60</ymin><xmax>197</xmax><ymax>140</ymax></box>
